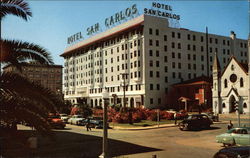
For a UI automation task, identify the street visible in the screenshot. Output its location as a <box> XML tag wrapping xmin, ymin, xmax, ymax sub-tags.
<box><xmin>19</xmin><ymin>122</ymin><xmax>228</xmax><ymax>158</ymax></box>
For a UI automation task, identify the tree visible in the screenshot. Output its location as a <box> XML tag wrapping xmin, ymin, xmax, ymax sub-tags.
<box><xmin>0</xmin><ymin>72</ymin><xmax>63</xmax><ymax>135</ymax></box>
<box><xmin>0</xmin><ymin>0</ymin><xmax>61</xmax><ymax>135</ymax></box>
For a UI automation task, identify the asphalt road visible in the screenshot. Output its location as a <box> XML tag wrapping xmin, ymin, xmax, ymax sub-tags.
<box><xmin>58</xmin><ymin>123</ymin><xmax>228</xmax><ymax>158</ymax></box>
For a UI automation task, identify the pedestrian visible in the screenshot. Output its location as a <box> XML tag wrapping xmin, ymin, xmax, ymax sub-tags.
<box><xmin>227</xmin><ymin>120</ymin><xmax>233</xmax><ymax>130</ymax></box>
<box><xmin>86</xmin><ymin>118</ymin><xmax>92</xmax><ymax>131</ymax></box>
<box><xmin>174</xmin><ymin>112</ymin><xmax>177</xmax><ymax>125</ymax></box>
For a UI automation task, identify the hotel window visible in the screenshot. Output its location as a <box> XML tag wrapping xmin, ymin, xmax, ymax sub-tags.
<box><xmin>156</xmin><ymin>71</ymin><xmax>160</xmax><ymax>78</ymax></box>
<box><xmin>130</xmin><ymin>43</ymin><xmax>133</xmax><ymax>48</ymax></box>
<box><xmin>188</xmin><ymin>54</ymin><xmax>191</xmax><ymax>60</ymax></box>
<box><xmin>156</xmin><ymin>40</ymin><xmax>159</xmax><ymax>46</ymax></box>
<box><xmin>178</xmin><ymin>72</ymin><xmax>182</xmax><ymax>79</ymax></box>
<box><xmin>130</xmin><ymin>85</ymin><xmax>133</xmax><ymax>91</ymax></box>
<box><xmin>178</xmin><ymin>63</ymin><xmax>181</xmax><ymax>69</ymax></box>
<box><xmin>187</xmin><ymin>34</ymin><xmax>190</xmax><ymax>40</ymax></box>
<box><xmin>111</xmin><ymin>58</ymin><xmax>113</xmax><ymax>63</ymax></box>
<box><xmin>172</xmin><ymin>62</ymin><xmax>175</xmax><ymax>68</ymax></box>
<box><xmin>172</xmin><ymin>52</ymin><xmax>175</xmax><ymax>58</ymax></box>
<box><xmin>134</xmin><ymin>51</ymin><xmax>137</xmax><ymax>57</ymax></box>
<box><xmin>149</xmin><ymin>50</ymin><xmax>153</xmax><ymax>56</ymax></box>
<box><xmin>138</xmin><ymin>50</ymin><xmax>140</xmax><ymax>56</ymax></box>
<box><xmin>193</xmin><ymin>54</ymin><xmax>196</xmax><ymax>60</ymax></box>
<box><xmin>156</xmin><ymin>61</ymin><xmax>160</xmax><ymax>67</ymax></box>
<box><xmin>130</xmin><ymin>73</ymin><xmax>133</xmax><ymax>78</ymax></box>
<box><xmin>177</xmin><ymin>33</ymin><xmax>181</xmax><ymax>39</ymax></box>
<box><xmin>150</xmin><ymin>71</ymin><xmax>153</xmax><ymax>77</ymax></box>
<box><xmin>188</xmin><ymin>64</ymin><xmax>191</xmax><ymax>69</ymax></box>
<box><xmin>227</xmin><ymin>49</ymin><xmax>230</xmax><ymax>55</ymax></box>
<box><xmin>178</xmin><ymin>43</ymin><xmax>181</xmax><ymax>49</ymax></box>
<box><xmin>164</xmin><ymin>35</ymin><xmax>167</xmax><ymax>41</ymax></box>
<box><xmin>138</xmin><ymin>71</ymin><xmax>141</xmax><ymax>77</ymax></box>
<box><xmin>215</xmin><ymin>38</ymin><xmax>218</xmax><ymax>44</ymax></box>
<box><xmin>150</xmin><ymin>98</ymin><xmax>153</xmax><ymax>104</ymax></box>
<box><xmin>122</xmin><ymin>44</ymin><xmax>124</xmax><ymax>50</ymax></box>
<box><xmin>210</xmin><ymin>47</ymin><xmax>212</xmax><ymax>53</ymax></box>
<box><xmin>117</xmin><ymin>75</ymin><xmax>120</xmax><ymax>81</ymax></box>
<box><xmin>134</xmin><ymin>40</ymin><xmax>137</xmax><ymax>46</ymax></box>
<box><xmin>193</xmin><ymin>45</ymin><xmax>196</xmax><ymax>51</ymax></box>
<box><xmin>193</xmin><ymin>35</ymin><xmax>196</xmax><ymax>41</ymax></box>
<box><xmin>134</xmin><ymin>61</ymin><xmax>137</xmax><ymax>67</ymax></box>
<box><xmin>172</xmin><ymin>32</ymin><xmax>175</xmax><ymax>38</ymax></box>
<box><xmin>227</xmin><ymin>41</ymin><xmax>230</xmax><ymax>46</ymax></box>
<box><xmin>187</xmin><ymin>44</ymin><xmax>191</xmax><ymax>50</ymax></box>
<box><xmin>130</xmin><ymin>53</ymin><xmax>133</xmax><ymax>58</ymax></box>
<box><xmin>117</xmin><ymin>56</ymin><xmax>119</xmax><ymax>62</ymax></box>
<box><xmin>149</xmin><ymin>28</ymin><xmax>152</xmax><ymax>35</ymax></box>
<box><xmin>223</xmin><ymin>49</ymin><xmax>226</xmax><ymax>54</ymax></box>
<box><xmin>178</xmin><ymin>53</ymin><xmax>181</xmax><ymax>59</ymax></box>
<box><xmin>165</xmin><ymin>76</ymin><xmax>168</xmax><ymax>83</ymax></box>
<box><xmin>201</xmin><ymin>55</ymin><xmax>204</xmax><ymax>61</ymax></box>
<box><xmin>188</xmin><ymin>73</ymin><xmax>191</xmax><ymax>79</ymax></box>
<box><xmin>150</xmin><ymin>84</ymin><xmax>153</xmax><ymax>90</ymax></box>
<box><xmin>210</xmin><ymin>56</ymin><xmax>213</xmax><ymax>62</ymax></box>
<box><xmin>149</xmin><ymin>39</ymin><xmax>153</xmax><ymax>46</ymax></box>
<box><xmin>164</xmin><ymin>45</ymin><xmax>168</xmax><ymax>51</ymax></box>
<box><xmin>117</xmin><ymin>47</ymin><xmax>119</xmax><ymax>52</ymax></box>
<box><xmin>138</xmin><ymin>39</ymin><xmax>140</xmax><ymax>46</ymax></box>
<box><xmin>156</xmin><ymin>50</ymin><xmax>159</xmax><ymax>57</ymax></box>
<box><xmin>193</xmin><ymin>64</ymin><xmax>196</xmax><ymax>70</ymax></box>
<box><xmin>172</xmin><ymin>42</ymin><xmax>175</xmax><ymax>48</ymax></box>
<box><xmin>172</xmin><ymin>72</ymin><xmax>176</xmax><ymax>78</ymax></box>
<box><xmin>165</xmin><ymin>66</ymin><xmax>168</xmax><ymax>72</ymax></box>
<box><xmin>209</xmin><ymin>38</ymin><xmax>212</xmax><ymax>43</ymax></box>
<box><xmin>200</xmin><ymin>36</ymin><xmax>204</xmax><ymax>42</ymax></box>
<box><xmin>117</xmin><ymin>65</ymin><xmax>120</xmax><ymax>71</ymax></box>
<box><xmin>164</xmin><ymin>56</ymin><xmax>168</xmax><ymax>62</ymax></box>
<box><xmin>131</xmin><ymin>63</ymin><xmax>133</xmax><ymax>68</ymax></box>
<box><xmin>157</xmin><ymin>84</ymin><xmax>160</xmax><ymax>90</ymax></box>
<box><xmin>134</xmin><ymin>71</ymin><xmax>137</xmax><ymax>77</ymax></box>
<box><xmin>223</xmin><ymin>40</ymin><xmax>225</xmax><ymax>45</ymax></box>
<box><xmin>156</xmin><ymin>29</ymin><xmax>159</xmax><ymax>35</ymax></box>
<box><xmin>111</xmin><ymin>67</ymin><xmax>113</xmax><ymax>72</ymax></box>
<box><xmin>125</xmin><ymin>44</ymin><xmax>128</xmax><ymax>50</ymax></box>
<box><xmin>201</xmin><ymin>64</ymin><xmax>204</xmax><ymax>70</ymax></box>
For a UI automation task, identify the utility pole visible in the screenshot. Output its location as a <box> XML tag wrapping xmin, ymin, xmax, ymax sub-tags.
<box><xmin>121</xmin><ymin>73</ymin><xmax>128</xmax><ymax>107</ymax></box>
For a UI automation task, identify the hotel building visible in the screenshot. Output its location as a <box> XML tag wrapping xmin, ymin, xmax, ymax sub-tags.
<box><xmin>61</xmin><ymin>15</ymin><xmax>248</xmax><ymax>109</ymax></box>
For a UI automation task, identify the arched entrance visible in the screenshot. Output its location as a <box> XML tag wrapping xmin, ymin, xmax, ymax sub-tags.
<box><xmin>229</xmin><ymin>95</ymin><xmax>236</xmax><ymax>113</ymax></box>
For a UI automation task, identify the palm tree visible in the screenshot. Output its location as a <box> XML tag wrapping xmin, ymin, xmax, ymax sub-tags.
<box><xmin>0</xmin><ymin>0</ymin><xmax>62</xmax><ymax>135</ymax></box>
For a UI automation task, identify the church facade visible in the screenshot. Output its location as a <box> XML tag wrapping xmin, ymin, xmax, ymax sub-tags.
<box><xmin>212</xmin><ymin>38</ymin><xmax>250</xmax><ymax>114</ymax></box>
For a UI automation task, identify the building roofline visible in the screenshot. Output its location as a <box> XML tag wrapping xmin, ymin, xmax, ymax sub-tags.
<box><xmin>3</xmin><ymin>63</ymin><xmax>63</xmax><ymax>69</ymax></box>
<box><xmin>61</xmin><ymin>15</ymin><xmax>145</xmax><ymax>57</ymax></box>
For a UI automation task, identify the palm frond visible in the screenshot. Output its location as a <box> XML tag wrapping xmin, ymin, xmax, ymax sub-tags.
<box><xmin>0</xmin><ymin>0</ymin><xmax>32</xmax><ymax>21</ymax></box>
<box><xmin>0</xmin><ymin>39</ymin><xmax>54</xmax><ymax>65</ymax></box>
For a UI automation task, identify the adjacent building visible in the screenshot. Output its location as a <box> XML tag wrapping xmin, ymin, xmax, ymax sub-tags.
<box><xmin>61</xmin><ymin>15</ymin><xmax>248</xmax><ymax>109</ymax></box>
<box><xmin>212</xmin><ymin>37</ymin><xmax>250</xmax><ymax>114</ymax></box>
<box><xmin>3</xmin><ymin>63</ymin><xmax>63</xmax><ymax>95</ymax></box>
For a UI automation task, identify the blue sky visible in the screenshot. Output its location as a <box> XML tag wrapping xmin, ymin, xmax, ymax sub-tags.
<box><xmin>1</xmin><ymin>1</ymin><xmax>248</xmax><ymax>65</ymax></box>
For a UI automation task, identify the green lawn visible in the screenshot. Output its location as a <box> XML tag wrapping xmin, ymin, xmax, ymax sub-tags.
<box><xmin>110</xmin><ymin>119</ymin><xmax>178</xmax><ymax>128</ymax></box>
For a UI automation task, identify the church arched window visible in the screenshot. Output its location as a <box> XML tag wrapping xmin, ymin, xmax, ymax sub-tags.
<box><xmin>222</xmin><ymin>103</ymin><xmax>226</xmax><ymax>108</ymax></box>
<box><xmin>243</xmin><ymin>103</ymin><xmax>247</xmax><ymax>108</ymax></box>
<box><xmin>224</xmin><ymin>79</ymin><xmax>228</xmax><ymax>88</ymax></box>
<box><xmin>240</xmin><ymin>78</ymin><xmax>244</xmax><ymax>87</ymax></box>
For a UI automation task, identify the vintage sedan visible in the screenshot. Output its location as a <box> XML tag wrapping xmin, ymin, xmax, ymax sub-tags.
<box><xmin>213</xmin><ymin>146</ymin><xmax>250</xmax><ymax>158</ymax></box>
<box><xmin>216</xmin><ymin>127</ymin><xmax>250</xmax><ymax>146</ymax></box>
<box><xmin>178</xmin><ymin>114</ymin><xmax>213</xmax><ymax>131</ymax></box>
<box><xmin>68</xmin><ymin>115</ymin><xmax>85</xmax><ymax>125</ymax></box>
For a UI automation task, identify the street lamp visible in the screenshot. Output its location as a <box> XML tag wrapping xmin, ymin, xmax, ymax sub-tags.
<box><xmin>99</xmin><ymin>88</ymin><xmax>109</xmax><ymax>158</ymax></box>
<box><xmin>120</xmin><ymin>73</ymin><xmax>128</xmax><ymax>108</ymax></box>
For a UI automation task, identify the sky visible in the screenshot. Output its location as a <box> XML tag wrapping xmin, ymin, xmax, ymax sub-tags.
<box><xmin>1</xmin><ymin>0</ymin><xmax>249</xmax><ymax>65</ymax></box>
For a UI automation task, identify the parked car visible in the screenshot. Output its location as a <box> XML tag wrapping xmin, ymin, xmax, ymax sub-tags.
<box><xmin>213</xmin><ymin>146</ymin><xmax>250</xmax><ymax>158</ymax></box>
<box><xmin>60</xmin><ymin>114</ymin><xmax>69</xmax><ymax>123</ymax></box>
<box><xmin>79</xmin><ymin>117</ymin><xmax>109</xmax><ymax>129</ymax></box>
<box><xmin>178</xmin><ymin>114</ymin><xmax>213</xmax><ymax>131</ymax></box>
<box><xmin>202</xmin><ymin>112</ymin><xmax>219</xmax><ymax>122</ymax></box>
<box><xmin>216</xmin><ymin>127</ymin><xmax>250</xmax><ymax>146</ymax></box>
<box><xmin>48</xmin><ymin>114</ymin><xmax>65</xmax><ymax>129</ymax></box>
<box><xmin>68</xmin><ymin>115</ymin><xmax>85</xmax><ymax>125</ymax></box>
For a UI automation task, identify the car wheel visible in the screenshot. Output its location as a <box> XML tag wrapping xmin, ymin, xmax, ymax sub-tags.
<box><xmin>179</xmin><ymin>123</ymin><xmax>187</xmax><ymax>131</ymax></box>
<box><xmin>230</xmin><ymin>139</ymin><xmax>236</xmax><ymax>146</ymax></box>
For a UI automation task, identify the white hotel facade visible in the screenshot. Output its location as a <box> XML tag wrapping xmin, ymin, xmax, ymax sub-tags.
<box><xmin>61</xmin><ymin>15</ymin><xmax>248</xmax><ymax>109</ymax></box>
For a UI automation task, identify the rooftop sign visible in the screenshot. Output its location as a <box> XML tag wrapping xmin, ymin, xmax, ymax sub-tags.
<box><xmin>144</xmin><ymin>2</ymin><xmax>180</xmax><ymax>20</ymax></box>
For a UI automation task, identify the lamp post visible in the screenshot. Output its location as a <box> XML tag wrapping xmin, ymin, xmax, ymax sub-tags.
<box><xmin>235</xmin><ymin>102</ymin><xmax>240</xmax><ymax>127</ymax></box>
<box><xmin>99</xmin><ymin>88</ymin><xmax>109</xmax><ymax>158</ymax></box>
<box><xmin>120</xmin><ymin>73</ymin><xmax>128</xmax><ymax>107</ymax></box>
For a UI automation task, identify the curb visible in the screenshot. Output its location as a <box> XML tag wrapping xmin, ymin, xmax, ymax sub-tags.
<box><xmin>112</xmin><ymin>124</ymin><xmax>177</xmax><ymax>130</ymax></box>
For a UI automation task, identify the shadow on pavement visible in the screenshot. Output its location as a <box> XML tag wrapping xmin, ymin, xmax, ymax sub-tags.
<box><xmin>2</xmin><ymin>130</ymin><xmax>161</xmax><ymax>158</ymax></box>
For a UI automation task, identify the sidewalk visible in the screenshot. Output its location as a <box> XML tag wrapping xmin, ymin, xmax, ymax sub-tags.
<box><xmin>112</xmin><ymin>121</ymin><xmax>227</xmax><ymax>130</ymax></box>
